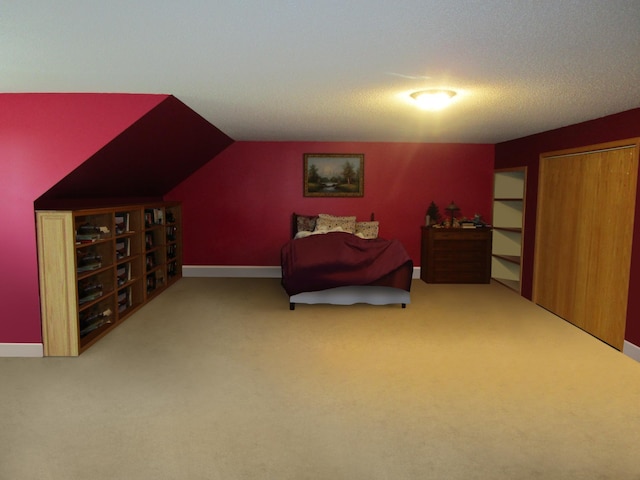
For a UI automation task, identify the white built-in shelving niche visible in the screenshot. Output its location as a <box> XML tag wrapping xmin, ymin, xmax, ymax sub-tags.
<box><xmin>491</xmin><ymin>168</ymin><xmax>526</xmax><ymax>293</ymax></box>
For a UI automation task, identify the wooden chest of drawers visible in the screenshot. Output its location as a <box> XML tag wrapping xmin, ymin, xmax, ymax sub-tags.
<box><xmin>420</xmin><ymin>227</ymin><xmax>492</xmax><ymax>283</ymax></box>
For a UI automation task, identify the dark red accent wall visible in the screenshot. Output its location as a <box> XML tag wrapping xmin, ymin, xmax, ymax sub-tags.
<box><xmin>495</xmin><ymin>108</ymin><xmax>640</xmax><ymax>346</ymax></box>
<box><xmin>0</xmin><ymin>93</ymin><xmax>232</xmax><ymax>344</ymax></box>
<box><xmin>166</xmin><ymin>141</ymin><xmax>495</xmax><ymax>267</ymax></box>
<box><xmin>36</xmin><ymin>96</ymin><xmax>233</xmax><ymax>208</ymax></box>
<box><xmin>0</xmin><ymin>93</ymin><xmax>167</xmax><ymax>343</ymax></box>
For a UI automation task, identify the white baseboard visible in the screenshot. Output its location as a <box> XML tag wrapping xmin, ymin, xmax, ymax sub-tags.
<box><xmin>623</xmin><ymin>340</ymin><xmax>640</xmax><ymax>363</ymax></box>
<box><xmin>0</xmin><ymin>343</ymin><xmax>44</xmax><ymax>357</ymax></box>
<box><xmin>183</xmin><ymin>265</ymin><xmax>282</xmax><ymax>278</ymax></box>
<box><xmin>184</xmin><ymin>265</ymin><xmax>422</xmax><ymax>279</ymax></box>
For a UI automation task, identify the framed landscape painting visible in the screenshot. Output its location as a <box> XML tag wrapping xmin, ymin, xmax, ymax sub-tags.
<box><xmin>303</xmin><ymin>153</ymin><xmax>364</xmax><ymax>197</ymax></box>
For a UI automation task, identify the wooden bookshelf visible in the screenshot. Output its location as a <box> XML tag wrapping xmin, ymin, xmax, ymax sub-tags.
<box><xmin>36</xmin><ymin>202</ymin><xmax>182</xmax><ymax>356</ymax></box>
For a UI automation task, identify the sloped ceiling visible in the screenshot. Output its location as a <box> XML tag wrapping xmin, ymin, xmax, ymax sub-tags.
<box><xmin>4</xmin><ymin>2</ymin><xmax>640</xmax><ymax>143</ymax></box>
<box><xmin>35</xmin><ymin>96</ymin><xmax>233</xmax><ymax>208</ymax></box>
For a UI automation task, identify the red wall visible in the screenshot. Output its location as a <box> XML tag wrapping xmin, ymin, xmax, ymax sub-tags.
<box><xmin>0</xmin><ymin>93</ymin><xmax>167</xmax><ymax>344</ymax></box>
<box><xmin>495</xmin><ymin>108</ymin><xmax>640</xmax><ymax>346</ymax></box>
<box><xmin>7</xmin><ymin>92</ymin><xmax>636</xmax><ymax>350</ymax></box>
<box><xmin>167</xmin><ymin>141</ymin><xmax>495</xmax><ymax>267</ymax></box>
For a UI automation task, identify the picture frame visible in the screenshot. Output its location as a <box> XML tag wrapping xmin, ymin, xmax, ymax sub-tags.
<box><xmin>303</xmin><ymin>153</ymin><xmax>364</xmax><ymax>197</ymax></box>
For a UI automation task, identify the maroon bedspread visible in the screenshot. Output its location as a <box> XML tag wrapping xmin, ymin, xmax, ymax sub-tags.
<box><xmin>281</xmin><ymin>232</ymin><xmax>413</xmax><ymax>296</ymax></box>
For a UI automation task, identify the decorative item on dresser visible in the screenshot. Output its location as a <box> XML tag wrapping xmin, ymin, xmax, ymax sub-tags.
<box><xmin>420</xmin><ymin>226</ymin><xmax>492</xmax><ymax>284</ymax></box>
<box><xmin>425</xmin><ymin>201</ymin><xmax>441</xmax><ymax>226</ymax></box>
<box><xmin>445</xmin><ymin>200</ymin><xmax>460</xmax><ymax>226</ymax></box>
<box><xmin>36</xmin><ymin>202</ymin><xmax>182</xmax><ymax>356</ymax></box>
<box><xmin>282</xmin><ymin>213</ymin><xmax>413</xmax><ymax>310</ymax></box>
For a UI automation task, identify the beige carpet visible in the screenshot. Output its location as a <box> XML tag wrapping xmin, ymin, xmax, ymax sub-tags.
<box><xmin>1</xmin><ymin>278</ymin><xmax>639</xmax><ymax>480</ymax></box>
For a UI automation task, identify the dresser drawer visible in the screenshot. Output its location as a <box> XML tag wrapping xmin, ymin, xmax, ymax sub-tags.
<box><xmin>430</xmin><ymin>230</ymin><xmax>489</xmax><ymax>240</ymax></box>
<box><xmin>432</xmin><ymin>243</ymin><xmax>489</xmax><ymax>259</ymax></box>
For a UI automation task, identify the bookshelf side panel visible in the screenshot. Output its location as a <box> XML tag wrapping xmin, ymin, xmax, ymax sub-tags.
<box><xmin>36</xmin><ymin>211</ymin><xmax>79</xmax><ymax>356</ymax></box>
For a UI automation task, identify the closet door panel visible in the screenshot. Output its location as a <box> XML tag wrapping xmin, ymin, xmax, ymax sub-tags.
<box><xmin>572</xmin><ymin>148</ymin><xmax>637</xmax><ymax>348</ymax></box>
<box><xmin>572</xmin><ymin>152</ymin><xmax>600</xmax><ymax>332</ymax></box>
<box><xmin>534</xmin><ymin>156</ymin><xmax>582</xmax><ymax>322</ymax></box>
<box><xmin>534</xmin><ymin>140</ymin><xmax>638</xmax><ymax>350</ymax></box>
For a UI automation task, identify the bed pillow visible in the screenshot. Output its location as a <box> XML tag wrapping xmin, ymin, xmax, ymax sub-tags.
<box><xmin>295</xmin><ymin>214</ymin><xmax>318</xmax><ymax>234</ymax></box>
<box><xmin>315</xmin><ymin>214</ymin><xmax>357</xmax><ymax>233</ymax></box>
<box><xmin>295</xmin><ymin>226</ymin><xmax>350</xmax><ymax>239</ymax></box>
<box><xmin>355</xmin><ymin>221</ymin><xmax>379</xmax><ymax>239</ymax></box>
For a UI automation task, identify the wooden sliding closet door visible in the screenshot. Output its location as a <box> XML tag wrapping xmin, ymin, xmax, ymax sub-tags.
<box><xmin>534</xmin><ymin>139</ymin><xmax>639</xmax><ymax>350</ymax></box>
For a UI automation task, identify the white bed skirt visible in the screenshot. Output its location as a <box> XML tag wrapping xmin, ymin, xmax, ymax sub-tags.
<box><xmin>289</xmin><ymin>285</ymin><xmax>410</xmax><ymax>309</ymax></box>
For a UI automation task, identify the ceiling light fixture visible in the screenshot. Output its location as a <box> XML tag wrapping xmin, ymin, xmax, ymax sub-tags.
<box><xmin>410</xmin><ymin>89</ymin><xmax>457</xmax><ymax>111</ymax></box>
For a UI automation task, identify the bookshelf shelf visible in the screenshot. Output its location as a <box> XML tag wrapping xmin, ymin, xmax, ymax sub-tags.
<box><xmin>492</xmin><ymin>254</ymin><xmax>521</xmax><ymax>265</ymax></box>
<box><xmin>493</xmin><ymin>226</ymin><xmax>522</xmax><ymax>233</ymax></box>
<box><xmin>36</xmin><ymin>202</ymin><xmax>182</xmax><ymax>356</ymax></box>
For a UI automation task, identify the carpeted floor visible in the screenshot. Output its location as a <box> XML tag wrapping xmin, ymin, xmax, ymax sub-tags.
<box><xmin>1</xmin><ymin>278</ymin><xmax>639</xmax><ymax>479</ymax></box>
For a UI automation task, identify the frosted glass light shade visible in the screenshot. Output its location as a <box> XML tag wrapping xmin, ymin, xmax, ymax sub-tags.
<box><xmin>410</xmin><ymin>89</ymin><xmax>456</xmax><ymax>111</ymax></box>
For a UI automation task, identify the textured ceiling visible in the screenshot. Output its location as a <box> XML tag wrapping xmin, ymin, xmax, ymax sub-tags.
<box><xmin>3</xmin><ymin>1</ymin><xmax>640</xmax><ymax>143</ymax></box>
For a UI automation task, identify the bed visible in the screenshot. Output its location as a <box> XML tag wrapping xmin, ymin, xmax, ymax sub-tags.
<box><xmin>281</xmin><ymin>213</ymin><xmax>413</xmax><ymax>310</ymax></box>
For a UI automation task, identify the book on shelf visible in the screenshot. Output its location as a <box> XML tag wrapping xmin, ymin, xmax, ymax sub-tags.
<box><xmin>145</xmin><ymin>233</ymin><xmax>154</xmax><ymax>249</ymax></box>
<box><xmin>155</xmin><ymin>269</ymin><xmax>165</xmax><ymax>287</ymax></box>
<box><xmin>115</xmin><ymin>213</ymin><xmax>130</xmax><ymax>235</ymax></box>
<box><xmin>76</xmin><ymin>252</ymin><xmax>102</xmax><ymax>272</ymax></box>
<box><xmin>117</xmin><ymin>288</ymin><xmax>132</xmax><ymax>313</ymax></box>
<box><xmin>76</xmin><ymin>234</ymin><xmax>100</xmax><ymax>243</ymax></box>
<box><xmin>77</xmin><ymin>263</ymin><xmax>102</xmax><ymax>273</ymax></box>
<box><xmin>79</xmin><ymin>307</ymin><xmax>113</xmax><ymax>337</ymax></box>
<box><xmin>168</xmin><ymin>261</ymin><xmax>177</xmax><ymax>277</ymax></box>
<box><xmin>153</xmin><ymin>208</ymin><xmax>164</xmax><ymax>225</ymax></box>
<box><xmin>79</xmin><ymin>291</ymin><xmax>103</xmax><ymax>304</ymax></box>
<box><xmin>116</xmin><ymin>238</ymin><xmax>130</xmax><ymax>259</ymax></box>
<box><xmin>78</xmin><ymin>281</ymin><xmax>103</xmax><ymax>305</ymax></box>
<box><xmin>76</xmin><ymin>223</ymin><xmax>110</xmax><ymax>242</ymax></box>
<box><xmin>117</xmin><ymin>264</ymin><xmax>131</xmax><ymax>286</ymax></box>
<box><xmin>146</xmin><ymin>274</ymin><xmax>157</xmax><ymax>293</ymax></box>
<box><xmin>144</xmin><ymin>208</ymin><xmax>164</xmax><ymax>226</ymax></box>
<box><xmin>77</xmin><ymin>224</ymin><xmax>104</xmax><ymax>234</ymax></box>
